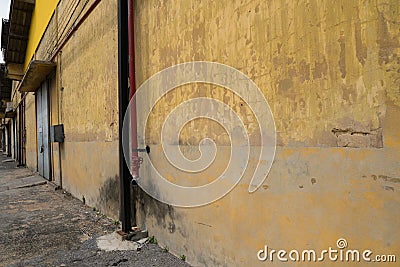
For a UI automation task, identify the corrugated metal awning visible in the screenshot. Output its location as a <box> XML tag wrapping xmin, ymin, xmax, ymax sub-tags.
<box><xmin>19</xmin><ymin>60</ymin><xmax>56</xmax><ymax>92</ymax></box>
<box><xmin>1</xmin><ymin>0</ymin><xmax>35</xmax><ymax>64</ymax></box>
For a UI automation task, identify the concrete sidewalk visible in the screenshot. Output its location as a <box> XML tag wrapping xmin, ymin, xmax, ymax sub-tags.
<box><xmin>0</xmin><ymin>154</ymin><xmax>190</xmax><ymax>267</ymax></box>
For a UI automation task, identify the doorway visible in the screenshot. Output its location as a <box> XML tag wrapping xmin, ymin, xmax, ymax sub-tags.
<box><xmin>37</xmin><ymin>81</ymin><xmax>51</xmax><ymax>180</ymax></box>
<box><xmin>18</xmin><ymin>99</ymin><xmax>26</xmax><ymax>166</ymax></box>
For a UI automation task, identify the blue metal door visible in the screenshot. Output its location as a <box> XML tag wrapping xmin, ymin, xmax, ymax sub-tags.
<box><xmin>37</xmin><ymin>81</ymin><xmax>50</xmax><ymax>180</ymax></box>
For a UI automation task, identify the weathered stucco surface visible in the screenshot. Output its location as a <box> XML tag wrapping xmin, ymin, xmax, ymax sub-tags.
<box><xmin>17</xmin><ymin>0</ymin><xmax>400</xmax><ymax>265</ymax></box>
<box><xmin>25</xmin><ymin>94</ymin><xmax>37</xmax><ymax>171</ymax></box>
<box><xmin>24</xmin><ymin>0</ymin><xmax>120</xmax><ymax>219</ymax></box>
<box><xmin>57</xmin><ymin>0</ymin><xmax>120</xmax><ymax>219</ymax></box>
<box><xmin>135</xmin><ymin>0</ymin><xmax>400</xmax><ymax>266</ymax></box>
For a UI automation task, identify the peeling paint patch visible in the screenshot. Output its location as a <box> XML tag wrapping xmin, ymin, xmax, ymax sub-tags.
<box><xmin>354</xmin><ymin>8</ymin><xmax>367</xmax><ymax>65</ymax></box>
<box><xmin>332</xmin><ymin>127</ymin><xmax>383</xmax><ymax>148</ymax></box>
<box><xmin>313</xmin><ymin>58</ymin><xmax>327</xmax><ymax>79</ymax></box>
<box><xmin>338</xmin><ymin>30</ymin><xmax>346</xmax><ymax>78</ymax></box>
<box><xmin>383</xmin><ymin>186</ymin><xmax>394</xmax><ymax>192</ymax></box>
<box><xmin>278</xmin><ymin>78</ymin><xmax>293</xmax><ymax>90</ymax></box>
<box><xmin>377</xmin><ymin>12</ymin><xmax>398</xmax><ymax>65</ymax></box>
<box><xmin>369</xmin><ymin>174</ymin><xmax>400</xmax><ymax>184</ymax></box>
<box><xmin>311</xmin><ymin>178</ymin><xmax>317</xmax><ymax>185</ymax></box>
<box><xmin>298</xmin><ymin>60</ymin><xmax>310</xmax><ymax>82</ymax></box>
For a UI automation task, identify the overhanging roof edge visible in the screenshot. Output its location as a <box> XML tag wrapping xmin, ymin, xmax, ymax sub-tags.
<box><xmin>18</xmin><ymin>60</ymin><xmax>56</xmax><ymax>92</ymax></box>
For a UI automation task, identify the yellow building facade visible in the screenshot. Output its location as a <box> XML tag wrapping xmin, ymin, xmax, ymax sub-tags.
<box><xmin>1</xmin><ymin>0</ymin><xmax>399</xmax><ymax>266</ymax></box>
<box><xmin>134</xmin><ymin>0</ymin><xmax>400</xmax><ymax>265</ymax></box>
<box><xmin>3</xmin><ymin>0</ymin><xmax>121</xmax><ymax>218</ymax></box>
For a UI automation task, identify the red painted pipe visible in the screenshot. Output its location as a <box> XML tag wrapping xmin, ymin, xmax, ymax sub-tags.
<box><xmin>50</xmin><ymin>0</ymin><xmax>101</xmax><ymax>61</ymax></box>
<box><xmin>128</xmin><ymin>0</ymin><xmax>139</xmax><ymax>179</ymax></box>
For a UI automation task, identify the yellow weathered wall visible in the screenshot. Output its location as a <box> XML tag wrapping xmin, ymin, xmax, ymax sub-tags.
<box><xmin>24</xmin><ymin>0</ymin><xmax>59</xmax><ymax>70</ymax></box>
<box><xmin>135</xmin><ymin>0</ymin><xmax>400</xmax><ymax>266</ymax></box>
<box><xmin>55</xmin><ymin>0</ymin><xmax>120</xmax><ymax>218</ymax></box>
<box><xmin>22</xmin><ymin>0</ymin><xmax>58</xmax><ymax>172</ymax></box>
<box><xmin>22</xmin><ymin>0</ymin><xmax>120</xmax><ymax>219</ymax></box>
<box><xmin>25</xmin><ymin>94</ymin><xmax>37</xmax><ymax>171</ymax></box>
<box><xmin>49</xmin><ymin>74</ymin><xmax>61</xmax><ymax>184</ymax></box>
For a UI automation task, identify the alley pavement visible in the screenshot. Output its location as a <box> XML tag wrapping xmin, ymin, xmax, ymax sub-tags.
<box><xmin>0</xmin><ymin>153</ymin><xmax>190</xmax><ymax>267</ymax></box>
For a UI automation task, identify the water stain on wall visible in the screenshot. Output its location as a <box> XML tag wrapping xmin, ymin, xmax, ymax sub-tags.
<box><xmin>98</xmin><ymin>176</ymin><xmax>120</xmax><ymax>219</ymax></box>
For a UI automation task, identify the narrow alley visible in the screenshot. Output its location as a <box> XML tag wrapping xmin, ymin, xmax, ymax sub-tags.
<box><xmin>0</xmin><ymin>153</ymin><xmax>190</xmax><ymax>267</ymax></box>
<box><xmin>0</xmin><ymin>0</ymin><xmax>398</xmax><ymax>266</ymax></box>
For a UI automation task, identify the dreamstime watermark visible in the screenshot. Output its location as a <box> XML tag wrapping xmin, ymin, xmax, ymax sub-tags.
<box><xmin>257</xmin><ymin>238</ymin><xmax>397</xmax><ymax>263</ymax></box>
<box><xmin>122</xmin><ymin>61</ymin><xmax>276</xmax><ymax>207</ymax></box>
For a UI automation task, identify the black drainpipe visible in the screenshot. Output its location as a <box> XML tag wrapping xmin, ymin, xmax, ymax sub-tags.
<box><xmin>118</xmin><ymin>0</ymin><xmax>132</xmax><ymax>233</ymax></box>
